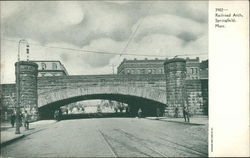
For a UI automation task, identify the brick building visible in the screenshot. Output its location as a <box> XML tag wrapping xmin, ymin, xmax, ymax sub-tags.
<box><xmin>200</xmin><ymin>60</ymin><xmax>208</xmax><ymax>79</ymax></box>
<box><xmin>31</xmin><ymin>60</ymin><xmax>69</xmax><ymax>77</ymax></box>
<box><xmin>186</xmin><ymin>57</ymin><xmax>200</xmax><ymax>80</ymax></box>
<box><xmin>117</xmin><ymin>58</ymin><xmax>165</xmax><ymax>75</ymax></box>
<box><xmin>117</xmin><ymin>57</ymin><xmax>207</xmax><ymax>80</ymax></box>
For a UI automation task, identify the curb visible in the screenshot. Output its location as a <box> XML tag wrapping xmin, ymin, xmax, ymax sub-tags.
<box><xmin>1</xmin><ymin>134</ymin><xmax>25</xmax><ymax>147</ymax></box>
<box><xmin>164</xmin><ymin>120</ymin><xmax>205</xmax><ymax>126</ymax></box>
<box><xmin>145</xmin><ymin>117</ymin><xmax>205</xmax><ymax>126</ymax></box>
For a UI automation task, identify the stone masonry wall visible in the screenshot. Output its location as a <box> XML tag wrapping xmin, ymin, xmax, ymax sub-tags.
<box><xmin>185</xmin><ymin>80</ymin><xmax>204</xmax><ymax>115</ymax></box>
<box><xmin>37</xmin><ymin>74</ymin><xmax>166</xmax><ymax>95</ymax></box>
<box><xmin>0</xmin><ymin>84</ymin><xmax>16</xmax><ymax>120</ymax></box>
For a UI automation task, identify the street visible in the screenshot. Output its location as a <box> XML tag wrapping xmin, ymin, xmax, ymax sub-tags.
<box><xmin>1</xmin><ymin>118</ymin><xmax>208</xmax><ymax>157</ymax></box>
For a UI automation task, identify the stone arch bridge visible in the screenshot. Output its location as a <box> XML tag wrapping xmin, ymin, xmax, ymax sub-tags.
<box><xmin>37</xmin><ymin>74</ymin><xmax>167</xmax><ymax>119</ymax></box>
<box><xmin>1</xmin><ymin>59</ymin><xmax>208</xmax><ymax>120</ymax></box>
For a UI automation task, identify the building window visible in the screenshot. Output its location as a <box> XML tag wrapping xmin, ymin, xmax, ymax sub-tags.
<box><xmin>152</xmin><ymin>69</ymin><xmax>156</xmax><ymax>74</ymax></box>
<box><xmin>127</xmin><ymin>69</ymin><xmax>130</xmax><ymax>74</ymax></box>
<box><xmin>41</xmin><ymin>63</ymin><xmax>46</xmax><ymax>70</ymax></box>
<box><xmin>141</xmin><ymin>69</ymin><xmax>145</xmax><ymax>74</ymax></box>
<box><xmin>148</xmin><ymin>69</ymin><xmax>152</xmax><ymax>74</ymax></box>
<box><xmin>191</xmin><ymin>68</ymin><xmax>198</xmax><ymax>74</ymax></box>
<box><xmin>52</xmin><ymin>63</ymin><xmax>57</xmax><ymax>70</ymax></box>
<box><xmin>160</xmin><ymin>69</ymin><xmax>163</xmax><ymax>74</ymax></box>
<box><xmin>191</xmin><ymin>68</ymin><xmax>194</xmax><ymax>74</ymax></box>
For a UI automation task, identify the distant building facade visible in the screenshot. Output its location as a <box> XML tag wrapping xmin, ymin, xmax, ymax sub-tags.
<box><xmin>186</xmin><ymin>57</ymin><xmax>200</xmax><ymax>80</ymax></box>
<box><xmin>117</xmin><ymin>57</ymin><xmax>208</xmax><ymax>80</ymax></box>
<box><xmin>117</xmin><ymin>58</ymin><xmax>165</xmax><ymax>75</ymax></box>
<box><xmin>199</xmin><ymin>60</ymin><xmax>208</xmax><ymax>79</ymax></box>
<box><xmin>31</xmin><ymin>60</ymin><xmax>69</xmax><ymax>77</ymax></box>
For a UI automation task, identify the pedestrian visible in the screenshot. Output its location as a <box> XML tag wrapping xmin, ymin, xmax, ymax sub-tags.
<box><xmin>114</xmin><ymin>106</ymin><xmax>118</xmax><ymax>113</ymax></box>
<box><xmin>138</xmin><ymin>108</ymin><xmax>142</xmax><ymax>118</ymax></box>
<box><xmin>10</xmin><ymin>111</ymin><xmax>16</xmax><ymax>128</ymax></box>
<box><xmin>174</xmin><ymin>106</ymin><xmax>179</xmax><ymax>118</ymax></box>
<box><xmin>18</xmin><ymin>112</ymin><xmax>23</xmax><ymax>127</ymax></box>
<box><xmin>125</xmin><ymin>106</ymin><xmax>128</xmax><ymax>113</ymax></box>
<box><xmin>183</xmin><ymin>106</ymin><xmax>190</xmax><ymax>122</ymax></box>
<box><xmin>54</xmin><ymin>110</ymin><xmax>59</xmax><ymax>121</ymax></box>
<box><xmin>4</xmin><ymin>112</ymin><xmax>8</xmax><ymax>121</ymax></box>
<box><xmin>156</xmin><ymin>108</ymin><xmax>161</xmax><ymax>117</ymax></box>
<box><xmin>58</xmin><ymin>109</ymin><xmax>62</xmax><ymax>121</ymax></box>
<box><xmin>23</xmin><ymin>110</ymin><xmax>30</xmax><ymax>130</ymax></box>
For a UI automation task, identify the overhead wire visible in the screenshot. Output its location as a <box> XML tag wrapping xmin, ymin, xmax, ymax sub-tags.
<box><xmin>119</xmin><ymin>2</ymin><xmax>153</xmax><ymax>57</ymax></box>
<box><xmin>1</xmin><ymin>38</ymin><xmax>208</xmax><ymax>58</ymax></box>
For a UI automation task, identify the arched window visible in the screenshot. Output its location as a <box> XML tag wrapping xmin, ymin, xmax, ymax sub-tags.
<box><xmin>41</xmin><ymin>63</ymin><xmax>46</xmax><ymax>70</ymax></box>
<box><xmin>52</xmin><ymin>63</ymin><xmax>57</xmax><ymax>70</ymax></box>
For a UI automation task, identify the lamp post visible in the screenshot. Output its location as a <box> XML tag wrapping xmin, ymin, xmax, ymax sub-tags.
<box><xmin>15</xmin><ymin>39</ymin><xmax>29</xmax><ymax>134</ymax></box>
<box><xmin>18</xmin><ymin>39</ymin><xmax>29</xmax><ymax>62</ymax></box>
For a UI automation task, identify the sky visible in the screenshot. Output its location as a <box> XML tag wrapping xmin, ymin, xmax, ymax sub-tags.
<box><xmin>1</xmin><ymin>1</ymin><xmax>208</xmax><ymax>84</ymax></box>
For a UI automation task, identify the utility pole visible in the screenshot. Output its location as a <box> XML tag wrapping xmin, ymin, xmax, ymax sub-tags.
<box><xmin>15</xmin><ymin>39</ymin><xmax>29</xmax><ymax>134</ymax></box>
<box><xmin>110</xmin><ymin>64</ymin><xmax>116</xmax><ymax>74</ymax></box>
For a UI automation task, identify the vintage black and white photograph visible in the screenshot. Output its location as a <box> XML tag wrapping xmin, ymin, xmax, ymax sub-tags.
<box><xmin>1</xmin><ymin>1</ymin><xmax>209</xmax><ymax>157</ymax></box>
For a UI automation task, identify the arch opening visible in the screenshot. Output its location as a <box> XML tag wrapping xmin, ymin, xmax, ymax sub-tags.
<box><xmin>38</xmin><ymin>93</ymin><xmax>166</xmax><ymax>119</ymax></box>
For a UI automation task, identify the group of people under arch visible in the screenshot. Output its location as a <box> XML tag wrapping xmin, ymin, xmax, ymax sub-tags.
<box><xmin>52</xmin><ymin>105</ymin><xmax>190</xmax><ymax>122</ymax></box>
<box><xmin>10</xmin><ymin>110</ymin><xmax>30</xmax><ymax>130</ymax></box>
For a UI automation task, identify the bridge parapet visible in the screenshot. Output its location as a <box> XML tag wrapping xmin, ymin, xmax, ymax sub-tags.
<box><xmin>37</xmin><ymin>74</ymin><xmax>165</xmax><ymax>84</ymax></box>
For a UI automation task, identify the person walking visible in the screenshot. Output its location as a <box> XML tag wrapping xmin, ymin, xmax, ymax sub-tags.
<box><xmin>138</xmin><ymin>108</ymin><xmax>142</xmax><ymax>118</ymax></box>
<box><xmin>183</xmin><ymin>106</ymin><xmax>190</xmax><ymax>122</ymax></box>
<box><xmin>54</xmin><ymin>109</ymin><xmax>59</xmax><ymax>121</ymax></box>
<box><xmin>23</xmin><ymin>110</ymin><xmax>30</xmax><ymax>130</ymax></box>
<box><xmin>174</xmin><ymin>106</ymin><xmax>179</xmax><ymax>118</ymax></box>
<box><xmin>58</xmin><ymin>109</ymin><xmax>62</xmax><ymax>121</ymax></box>
<box><xmin>10</xmin><ymin>111</ymin><xmax>16</xmax><ymax>128</ymax></box>
<box><xmin>156</xmin><ymin>108</ymin><xmax>161</xmax><ymax>117</ymax></box>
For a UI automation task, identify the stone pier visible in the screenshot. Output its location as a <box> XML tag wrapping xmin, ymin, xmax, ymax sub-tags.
<box><xmin>15</xmin><ymin>61</ymin><xmax>38</xmax><ymax>121</ymax></box>
<box><xmin>164</xmin><ymin>58</ymin><xmax>187</xmax><ymax>117</ymax></box>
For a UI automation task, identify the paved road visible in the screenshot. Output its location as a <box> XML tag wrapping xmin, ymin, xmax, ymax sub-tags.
<box><xmin>1</xmin><ymin>118</ymin><xmax>208</xmax><ymax>157</ymax></box>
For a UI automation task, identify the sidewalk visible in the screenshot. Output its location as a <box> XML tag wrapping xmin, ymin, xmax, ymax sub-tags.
<box><xmin>146</xmin><ymin>115</ymin><xmax>208</xmax><ymax>125</ymax></box>
<box><xmin>1</xmin><ymin>120</ymin><xmax>56</xmax><ymax>147</ymax></box>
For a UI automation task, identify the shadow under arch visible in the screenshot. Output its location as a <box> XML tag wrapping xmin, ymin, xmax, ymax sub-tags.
<box><xmin>38</xmin><ymin>93</ymin><xmax>166</xmax><ymax>119</ymax></box>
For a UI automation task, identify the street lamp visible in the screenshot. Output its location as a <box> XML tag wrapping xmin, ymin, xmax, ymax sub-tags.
<box><xmin>15</xmin><ymin>39</ymin><xmax>29</xmax><ymax>134</ymax></box>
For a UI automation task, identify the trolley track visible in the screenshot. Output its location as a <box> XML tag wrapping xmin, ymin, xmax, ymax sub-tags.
<box><xmin>99</xmin><ymin>129</ymin><xmax>163</xmax><ymax>157</ymax></box>
<box><xmin>98</xmin><ymin>130</ymin><xmax>118</xmax><ymax>157</ymax></box>
<box><xmin>115</xmin><ymin>128</ymin><xmax>207</xmax><ymax>157</ymax></box>
<box><xmin>114</xmin><ymin>128</ymin><xmax>168</xmax><ymax>157</ymax></box>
